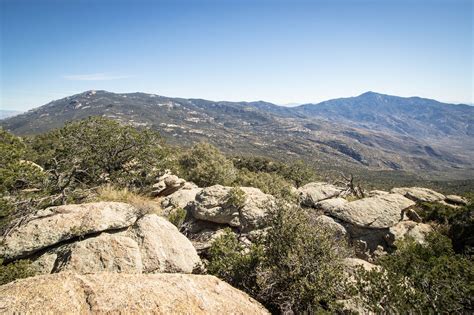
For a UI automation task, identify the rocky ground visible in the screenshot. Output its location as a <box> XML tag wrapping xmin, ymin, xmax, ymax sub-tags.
<box><xmin>0</xmin><ymin>172</ymin><xmax>468</xmax><ymax>313</ymax></box>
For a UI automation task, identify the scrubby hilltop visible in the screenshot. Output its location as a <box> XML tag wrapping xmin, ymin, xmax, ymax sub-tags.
<box><xmin>2</xmin><ymin>90</ymin><xmax>473</xmax><ymax>182</ymax></box>
<box><xmin>0</xmin><ymin>117</ymin><xmax>472</xmax><ymax>313</ymax></box>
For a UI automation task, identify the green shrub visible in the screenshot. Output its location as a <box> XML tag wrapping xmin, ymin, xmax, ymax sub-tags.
<box><xmin>417</xmin><ymin>201</ymin><xmax>465</xmax><ymax>224</ymax></box>
<box><xmin>448</xmin><ymin>202</ymin><xmax>473</xmax><ymax>255</ymax></box>
<box><xmin>207</xmin><ymin>228</ymin><xmax>263</xmax><ymax>296</ymax></box>
<box><xmin>0</xmin><ymin>259</ymin><xmax>35</xmax><ymax>285</ymax></box>
<box><xmin>279</xmin><ymin>159</ymin><xmax>317</xmax><ymax>188</ymax></box>
<box><xmin>29</xmin><ymin>116</ymin><xmax>168</xmax><ymax>191</ymax></box>
<box><xmin>225</xmin><ymin>187</ymin><xmax>246</xmax><ymax>209</ymax></box>
<box><xmin>0</xmin><ymin>129</ymin><xmax>46</xmax><ymax>194</ymax></box>
<box><xmin>168</xmin><ymin>207</ymin><xmax>187</xmax><ymax>228</ymax></box>
<box><xmin>354</xmin><ymin>233</ymin><xmax>474</xmax><ymax>313</ymax></box>
<box><xmin>0</xmin><ymin>199</ymin><xmax>14</xmax><ymax>229</ymax></box>
<box><xmin>207</xmin><ymin>202</ymin><xmax>350</xmax><ymax>313</ymax></box>
<box><xmin>179</xmin><ymin>143</ymin><xmax>236</xmax><ymax>187</ymax></box>
<box><xmin>416</xmin><ymin>201</ymin><xmax>473</xmax><ymax>254</ymax></box>
<box><xmin>233</xmin><ymin>156</ymin><xmax>316</xmax><ymax>187</ymax></box>
<box><xmin>233</xmin><ymin>156</ymin><xmax>285</xmax><ymax>174</ymax></box>
<box><xmin>234</xmin><ymin>168</ymin><xmax>295</xmax><ymax>200</ymax></box>
<box><xmin>0</xmin><ymin>129</ymin><xmax>47</xmax><ymax>230</ymax></box>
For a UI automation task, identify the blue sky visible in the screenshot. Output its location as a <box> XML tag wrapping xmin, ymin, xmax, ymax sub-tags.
<box><xmin>0</xmin><ymin>0</ymin><xmax>472</xmax><ymax>111</ymax></box>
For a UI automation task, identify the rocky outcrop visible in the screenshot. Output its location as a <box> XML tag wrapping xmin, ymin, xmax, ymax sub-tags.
<box><xmin>161</xmin><ymin>186</ymin><xmax>202</xmax><ymax>215</ymax></box>
<box><xmin>343</xmin><ymin>257</ymin><xmax>380</xmax><ymax>273</ymax></box>
<box><xmin>298</xmin><ymin>182</ymin><xmax>344</xmax><ymax>207</ymax></box>
<box><xmin>1</xmin><ymin>203</ymin><xmax>201</xmax><ymax>274</ymax></box>
<box><xmin>385</xmin><ymin>220</ymin><xmax>432</xmax><ymax>246</ymax></box>
<box><xmin>0</xmin><ymin>202</ymin><xmax>139</xmax><ymax>261</ymax></box>
<box><xmin>0</xmin><ymin>272</ymin><xmax>269</xmax><ymax>314</ymax></box>
<box><xmin>391</xmin><ymin>187</ymin><xmax>445</xmax><ymax>203</ymax></box>
<box><xmin>339</xmin><ymin>258</ymin><xmax>380</xmax><ymax>314</ymax></box>
<box><xmin>151</xmin><ymin>173</ymin><xmax>193</xmax><ymax>197</ymax></box>
<box><xmin>35</xmin><ymin>234</ymin><xmax>143</xmax><ymax>274</ymax></box>
<box><xmin>313</xmin><ymin>215</ymin><xmax>347</xmax><ymax>238</ymax></box>
<box><xmin>367</xmin><ymin>190</ymin><xmax>390</xmax><ymax>197</ymax></box>
<box><xmin>326</xmin><ymin>194</ymin><xmax>415</xmax><ymax>229</ymax></box>
<box><xmin>445</xmin><ymin>195</ymin><xmax>468</xmax><ymax>206</ymax></box>
<box><xmin>316</xmin><ymin>197</ymin><xmax>348</xmax><ymax>212</ymax></box>
<box><xmin>128</xmin><ymin>214</ymin><xmax>200</xmax><ymax>273</ymax></box>
<box><xmin>187</xmin><ymin>185</ymin><xmax>275</xmax><ymax>232</ymax></box>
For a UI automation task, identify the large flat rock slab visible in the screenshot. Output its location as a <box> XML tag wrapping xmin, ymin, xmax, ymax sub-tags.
<box><xmin>0</xmin><ymin>272</ymin><xmax>269</xmax><ymax>314</ymax></box>
<box><xmin>0</xmin><ymin>202</ymin><xmax>139</xmax><ymax>261</ymax></box>
<box><xmin>126</xmin><ymin>214</ymin><xmax>201</xmax><ymax>273</ymax></box>
<box><xmin>188</xmin><ymin>185</ymin><xmax>275</xmax><ymax>232</ymax></box>
<box><xmin>298</xmin><ymin>182</ymin><xmax>344</xmax><ymax>207</ymax></box>
<box><xmin>30</xmin><ymin>214</ymin><xmax>200</xmax><ymax>275</ymax></box>
<box><xmin>43</xmin><ymin>234</ymin><xmax>143</xmax><ymax>274</ymax></box>
<box><xmin>390</xmin><ymin>187</ymin><xmax>445</xmax><ymax>203</ymax></box>
<box><xmin>326</xmin><ymin>194</ymin><xmax>415</xmax><ymax>228</ymax></box>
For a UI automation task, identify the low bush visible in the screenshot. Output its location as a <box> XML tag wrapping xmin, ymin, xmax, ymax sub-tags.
<box><xmin>207</xmin><ymin>228</ymin><xmax>263</xmax><ymax>296</ymax></box>
<box><xmin>225</xmin><ymin>187</ymin><xmax>246</xmax><ymax>209</ymax></box>
<box><xmin>234</xmin><ymin>169</ymin><xmax>295</xmax><ymax>200</ymax></box>
<box><xmin>416</xmin><ymin>201</ymin><xmax>473</xmax><ymax>254</ymax></box>
<box><xmin>353</xmin><ymin>232</ymin><xmax>474</xmax><ymax>313</ymax></box>
<box><xmin>29</xmin><ymin>116</ymin><xmax>168</xmax><ymax>191</ymax></box>
<box><xmin>0</xmin><ymin>129</ymin><xmax>47</xmax><ymax>231</ymax></box>
<box><xmin>0</xmin><ymin>259</ymin><xmax>35</xmax><ymax>285</ymax></box>
<box><xmin>233</xmin><ymin>155</ymin><xmax>316</xmax><ymax>187</ymax></box>
<box><xmin>179</xmin><ymin>143</ymin><xmax>236</xmax><ymax>187</ymax></box>
<box><xmin>207</xmin><ymin>202</ymin><xmax>350</xmax><ymax>313</ymax></box>
<box><xmin>167</xmin><ymin>207</ymin><xmax>187</xmax><ymax>228</ymax></box>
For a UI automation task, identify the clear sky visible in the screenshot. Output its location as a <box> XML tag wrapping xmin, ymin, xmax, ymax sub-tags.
<box><xmin>0</xmin><ymin>0</ymin><xmax>472</xmax><ymax>111</ymax></box>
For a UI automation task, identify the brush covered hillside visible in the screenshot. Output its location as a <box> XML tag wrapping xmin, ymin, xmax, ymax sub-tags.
<box><xmin>2</xmin><ymin>90</ymin><xmax>473</xmax><ymax>184</ymax></box>
<box><xmin>0</xmin><ymin>117</ymin><xmax>473</xmax><ymax>313</ymax></box>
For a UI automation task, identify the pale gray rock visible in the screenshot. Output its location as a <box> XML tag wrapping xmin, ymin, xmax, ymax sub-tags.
<box><xmin>239</xmin><ymin>187</ymin><xmax>276</xmax><ymax>231</ymax></box>
<box><xmin>126</xmin><ymin>214</ymin><xmax>201</xmax><ymax>273</ymax></box>
<box><xmin>31</xmin><ymin>252</ymin><xmax>58</xmax><ymax>274</ymax></box>
<box><xmin>445</xmin><ymin>195</ymin><xmax>468</xmax><ymax>206</ymax></box>
<box><xmin>367</xmin><ymin>190</ymin><xmax>390</xmax><ymax>197</ymax></box>
<box><xmin>391</xmin><ymin>187</ymin><xmax>445</xmax><ymax>203</ymax></box>
<box><xmin>0</xmin><ymin>202</ymin><xmax>139</xmax><ymax>261</ymax></box>
<box><xmin>189</xmin><ymin>228</ymin><xmax>231</xmax><ymax>253</ymax></box>
<box><xmin>189</xmin><ymin>185</ymin><xmax>238</xmax><ymax>225</ymax></box>
<box><xmin>151</xmin><ymin>174</ymin><xmax>191</xmax><ymax>197</ymax></box>
<box><xmin>161</xmin><ymin>186</ymin><xmax>202</xmax><ymax>215</ymax></box>
<box><xmin>343</xmin><ymin>257</ymin><xmax>379</xmax><ymax>272</ymax></box>
<box><xmin>298</xmin><ymin>182</ymin><xmax>344</xmax><ymax>207</ymax></box>
<box><xmin>405</xmin><ymin>208</ymin><xmax>423</xmax><ymax>222</ymax></box>
<box><xmin>385</xmin><ymin>220</ymin><xmax>432</xmax><ymax>246</ymax></box>
<box><xmin>344</xmin><ymin>224</ymin><xmax>391</xmax><ymax>258</ymax></box>
<box><xmin>0</xmin><ymin>272</ymin><xmax>270</xmax><ymax>314</ymax></box>
<box><xmin>316</xmin><ymin>197</ymin><xmax>348</xmax><ymax>212</ymax></box>
<box><xmin>6</xmin><ymin>207</ymin><xmax>200</xmax><ymax>275</ymax></box>
<box><xmin>313</xmin><ymin>215</ymin><xmax>347</xmax><ymax>238</ymax></box>
<box><xmin>188</xmin><ymin>185</ymin><xmax>275</xmax><ymax>232</ymax></box>
<box><xmin>327</xmin><ymin>194</ymin><xmax>415</xmax><ymax>229</ymax></box>
<box><xmin>52</xmin><ymin>234</ymin><xmax>143</xmax><ymax>274</ymax></box>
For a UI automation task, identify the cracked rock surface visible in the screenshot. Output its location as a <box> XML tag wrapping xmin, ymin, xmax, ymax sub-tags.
<box><xmin>1</xmin><ymin>202</ymin><xmax>201</xmax><ymax>274</ymax></box>
<box><xmin>0</xmin><ymin>272</ymin><xmax>269</xmax><ymax>314</ymax></box>
<box><xmin>325</xmin><ymin>193</ymin><xmax>415</xmax><ymax>229</ymax></box>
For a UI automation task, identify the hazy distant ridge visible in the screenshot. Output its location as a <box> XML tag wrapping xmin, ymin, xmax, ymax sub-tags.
<box><xmin>2</xmin><ymin>90</ymin><xmax>473</xmax><ymax>179</ymax></box>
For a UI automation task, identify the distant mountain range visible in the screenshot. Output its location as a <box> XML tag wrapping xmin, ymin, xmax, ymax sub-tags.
<box><xmin>2</xmin><ymin>90</ymin><xmax>473</xmax><ymax>181</ymax></box>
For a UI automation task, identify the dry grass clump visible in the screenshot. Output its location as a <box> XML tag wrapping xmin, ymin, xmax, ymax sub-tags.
<box><xmin>91</xmin><ymin>185</ymin><xmax>162</xmax><ymax>215</ymax></box>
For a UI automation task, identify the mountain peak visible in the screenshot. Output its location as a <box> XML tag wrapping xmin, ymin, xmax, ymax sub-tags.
<box><xmin>358</xmin><ymin>91</ymin><xmax>382</xmax><ymax>98</ymax></box>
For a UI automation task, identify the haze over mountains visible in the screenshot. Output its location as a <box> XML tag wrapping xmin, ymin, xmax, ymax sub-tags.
<box><xmin>0</xmin><ymin>110</ymin><xmax>22</xmax><ymax>120</ymax></box>
<box><xmin>2</xmin><ymin>90</ymin><xmax>473</xmax><ymax>181</ymax></box>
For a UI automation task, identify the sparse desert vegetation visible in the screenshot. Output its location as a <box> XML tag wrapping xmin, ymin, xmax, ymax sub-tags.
<box><xmin>1</xmin><ymin>117</ymin><xmax>472</xmax><ymax>313</ymax></box>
